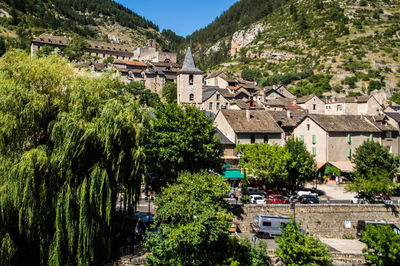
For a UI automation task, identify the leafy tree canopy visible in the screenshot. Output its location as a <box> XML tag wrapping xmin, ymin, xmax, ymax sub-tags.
<box><xmin>361</xmin><ymin>224</ymin><xmax>400</xmax><ymax>266</ymax></box>
<box><xmin>347</xmin><ymin>141</ymin><xmax>397</xmax><ymax>197</ymax></box>
<box><xmin>161</xmin><ymin>81</ymin><xmax>177</xmax><ymax>103</ymax></box>
<box><xmin>145</xmin><ymin>171</ymin><xmax>267</xmax><ymax>266</ymax></box>
<box><xmin>0</xmin><ymin>50</ymin><xmax>150</xmax><ymax>265</ymax></box>
<box><xmin>275</xmin><ymin>220</ymin><xmax>332</xmax><ymax>266</ymax></box>
<box><xmin>145</xmin><ymin>104</ymin><xmax>222</xmax><ymax>192</ymax></box>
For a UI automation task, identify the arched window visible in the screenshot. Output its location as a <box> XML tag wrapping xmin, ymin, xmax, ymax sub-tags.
<box><xmin>189</xmin><ymin>94</ymin><xmax>194</xmax><ymax>101</ymax></box>
<box><xmin>189</xmin><ymin>74</ymin><xmax>194</xmax><ymax>85</ymax></box>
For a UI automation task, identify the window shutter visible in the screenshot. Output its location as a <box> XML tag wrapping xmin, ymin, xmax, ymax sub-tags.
<box><xmin>347</xmin><ymin>134</ymin><xmax>351</xmax><ymax>144</ymax></box>
<box><xmin>312</xmin><ymin>147</ymin><xmax>316</xmax><ymax>156</ymax></box>
<box><xmin>312</xmin><ymin>135</ymin><xmax>316</xmax><ymax>144</ymax></box>
<box><xmin>300</xmin><ymin>135</ymin><xmax>304</xmax><ymax>142</ymax></box>
<box><xmin>369</xmin><ymin>134</ymin><xmax>373</xmax><ymax>142</ymax></box>
<box><xmin>347</xmin><ymin>148</ymin><xmax>351</xmax><ymax>158</ymax></box>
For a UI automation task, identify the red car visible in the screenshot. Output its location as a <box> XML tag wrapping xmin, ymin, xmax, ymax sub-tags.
<box><xmin>266</xmin><ymin>194</ymin><xmax>287</xmax><ymax>204</ymax></box>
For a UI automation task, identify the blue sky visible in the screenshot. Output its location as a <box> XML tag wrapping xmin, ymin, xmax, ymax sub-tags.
<box><xmin>115</xmin><ymin>0</ymin><xmax>239</xmax><ymax>37</ymax></box>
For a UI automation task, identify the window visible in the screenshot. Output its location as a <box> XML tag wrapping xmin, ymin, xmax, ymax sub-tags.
<box><xmin>189</xmin><ymin>94</ymin><xmax>194</xmax><ymax>102</ymax></box>
<box><xmin>337</xmin><ymin>104</ymin><xmax>342</xmax><ymax>111</ymax></box>
<box><xmin>216</xmin><ymin>94</ymin><xmax>220</xmax><ymax>101</ymax></box>
<box><xmin>387</xmin><ymin>146</ymin><xmax>393</xmax><ymax>153</ymax></box>
<box><xmin>209</xmin><ymin>102</ymin><xmax>213</xmax><ymax>110</ymax></box>
<box><xmin>264</xmin><ymin>135</ymin><xmax>269</xmax><ymax>144</ymax></box>
<box><xmin>312</xmin><ymin>147</ymin><xmax>316</xmax><ymax>156</ymax></box>
<box><xmin>225</xmin><ymin>103</ymin><xmax>229</xmax><ymax>109</ymax></box>
<box><xmin>189</xmin><ymin>74</ymin><xmax>193</xmax><ymax>85</ymax></box>
<box><xmin>306</xmin><ymin>124</ymin><xmax>310</xmax><ymax>132</ymax></box>
<box><xmin>312</xmin><ymin>135</ymin><xmax>316</xmax><ymax>144</ymax></box>
<box><xmin>347</xmin><ymin>134</ymin><xmax>351</xmax><ymax>144</ymax></box>
<box><xmin>216</xmin><ymin>103</ymin><xmax>220</xmax><ymax>110</ymax></box>
<box><xmin>386</xmin><ymin>131</ymin><xmax>392</xmax><ymax>139</ymax></box>
<box><xmin>347</xmin><ymin>148</ymin><xmax>351</xmax><ymax>158</ymax></box>
<box><xmin>313</xmin><ymin>104</ymin><xmax>316</xmax><ymax>110</ymax></box>
<box><xmin>251</xmin><ymin>135</ymin><xmax>256</xmax><ymax>144</ymax></box>
<box><xmin>262</xmin><ymin>221</ymin><xmax>271</xmax><ymax>227</ymax></box>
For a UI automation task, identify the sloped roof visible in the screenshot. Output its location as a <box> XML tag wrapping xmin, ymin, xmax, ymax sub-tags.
<box><xmin>308</xmin><ymin>114</ymin><xmax>380</xmax><ymax>133</ymax></box>
<box><xmin>206</xmin><ymin>72</ymin><xmax>236</xmax><ymax>82</ymax></box>
<box><xmin>180</xmin><ymin>47</ymin><xmax>203</xmax><ymax>74</ymax></box>
<box><xmin>365</xmin><ymin>115</ymin><xmax>398</xmax><ymax>131</ymax></box>
<box><xmin>202</xmin><ymin>90</ymin><xmax>217</xmax><ymax>102</ymax></box>
<box><xmin>32</xmin><ymin>34</ymin><xmax>69</xmax><ymax>46</ymax></box>
<box><xmin>220</xmin><ymin>110</ymin><xmax>283</xmax><ymax>133</ymax></box>
<box><xmin>230</xmin><ymin>100</ymin><xmax>264</xmax><ymax>110</ymax></box>
<box><xmin>324</xmin><ymin>96</ymin><xmax>372</xmax><ymax>104</ymax></box>
<box><xmin>296</xmin><ymin>94</ymin><xmax>318</xmax><ymax>104</ymax></box>
<box><xmin>215</xmin><ymin>128</ymin><xmax>234</xmax><ymax>145</ymax></box>
<box><xmin>385</xmin><ymin>112</ymin><xmax>400</xmax><ymax>122</ymax></box>
<box><xmin>264</xmin><ymin>98</ymin><xmax>295</xmax><ymax>107</ymax></box>
<box><xmin>266</xmin><ymin>110</ymin><xmax>307</xmax><ymax>127</ymax></box>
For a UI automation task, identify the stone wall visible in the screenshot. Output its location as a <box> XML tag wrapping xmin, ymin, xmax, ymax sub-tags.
<box><xmin>232</xmin><ymin>204</ymin><xmax>400</xmax><ymax>238</ymax></box>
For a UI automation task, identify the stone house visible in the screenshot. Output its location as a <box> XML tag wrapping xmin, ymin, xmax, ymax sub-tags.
<box><xmin>264</xmin><ymin>98</ymin><xmax>297</xmax><ymax>111</ymax></box>
<box><xmin>324</xmin><ymin>96</ymin><xmax>382</xmax><ymax>116</ymax></box>
<box><xmin>215</xmin><ymin>129</ymin><xmax>239</xmax><ymax>167</ymax></box>
<box><xmin>202</xmin><ymin>89</ymin><xmax>231</xmax><ymax>115</ymax></box>
<box><xmin>214</xmin><ymin>109</ymin><xmax>284</xmax><ymax>146</ymax></box>
<box><xmin>296</xmin><ymin>94</ymin><xmax>325</xmax><ymax>114</ymax></box>
<box><xmin>266</xmin><ymin>110</ymin><xmax>307</xmax><ymax>138</ymax></box>
<box><xmin>293</xmin><ymin>114</ymin><xmax>398</xmax><ymax>172</ymax></box>
<box><xmin>133</xmin><ymin>40</ymin><xmax>177</xmax><ymax>63</ymax></box>
<box><xmin>205</xmin><ymin>72</ymin><xmax>238</xmax><ymax>88</ymax></box>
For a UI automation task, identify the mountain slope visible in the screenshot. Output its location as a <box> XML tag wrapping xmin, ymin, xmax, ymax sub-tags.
<box><xmin>0</xmin><ymin>0</ymin><xmax>184</xmax><ymax>53</ymax></box>
<box><xmin>189</xmin><ymin>0</ymin><xmax>400</xmax><ymax>100</ymax></box>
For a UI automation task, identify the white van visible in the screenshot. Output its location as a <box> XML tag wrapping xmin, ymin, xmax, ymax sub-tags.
<box><xmin>252</xmin><ymin>214</ymin><xmax>290</xmax><ymax>238</ymax></box>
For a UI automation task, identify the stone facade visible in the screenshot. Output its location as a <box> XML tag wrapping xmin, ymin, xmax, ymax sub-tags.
<box><xmin>325</xmin><ymin>96</ymin><xmax>383</xmax><ymax>116</ymax></box>
<box><xmin>177</xmin><ymin>73</ymin><xmax>203</xmax><ymax>107</ymax></box>
<box><xmin>233</xmin><ymin>204</ymin><xmax>400</xmax><ymax>239</ymax></box>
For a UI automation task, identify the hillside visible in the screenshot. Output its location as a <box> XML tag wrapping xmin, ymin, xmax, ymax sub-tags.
<box><xmin>0</xmin><ymin>0</ymin><xmax>184</xmax><ymax>54</ymax></box>
<box><xmin>189</xmin><ymin>0</ymin><xmax>400</xmax><ymax>101</ymax></box>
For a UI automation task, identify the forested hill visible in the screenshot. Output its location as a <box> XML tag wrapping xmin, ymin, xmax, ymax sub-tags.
<box><xmin>0</xmin><ymin>0</ymin><xmax>184</xmax><ymax>53</ymax></box>
<box><xmin>188</xmin><ymin>0</ymin><xmax>400</xmax><ymax>102</ymax></box>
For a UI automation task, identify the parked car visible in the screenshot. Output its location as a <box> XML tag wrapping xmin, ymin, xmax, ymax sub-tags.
<box><xmin>247</xmin><ymin>187</ymin><xmax>266</xmax><ymax>196</ymax></box>
<box><xmin>298</xmin><ymin>195</ymin><xmax>320</xmax><ymax>204</ymax></box>
<box><xmin>356</xmin><ymin>220</ymin><xmax>400</xmax><ymax>238</ymax></box>
<box><xmin>250</xmin><ymin>195</ymin><xmax>265</xmax><ymax>204</ymax></box>
<box><xmin>225</xmin><ymin>187</ymin><xmax>236</xmax><ymax>198</ymax></box>
<box><xmin>266</xmin><ymin>194</ymin><xmax>288</xmax><ymax>204</ymax></box>
<box><xmin>252</xmin><ymin>214</ymin><xmax>290</xmax><ymax>238</ymax></box>
<box><xmin>288</xmin><ymin>194</ymin><xmax>300</xmax><ymax>203</ymax></box>
<box><xmin>351</xmin><ymin>194</ymin><xmax>368</xmax><ymax>204</ymax></box>
<box><xmin>265</xmin><ymin>189</ymin><xmax>276</xmax><ymax>196</ymax></box>
<box><xmin>296</xmin><ymin>189</ymin><xmax>318</xmax><ymax>197</ymax></box>
<box><xmin>374</xmin><ymin>195</ymin><xmax>393</xmax><ymax>205</ymax></box>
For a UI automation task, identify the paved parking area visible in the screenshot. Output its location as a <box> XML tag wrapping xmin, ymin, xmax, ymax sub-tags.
<box><xmin>320</xmin><ymin>238</ymin><xmax>366</xmax><ymax>254</ymax></box>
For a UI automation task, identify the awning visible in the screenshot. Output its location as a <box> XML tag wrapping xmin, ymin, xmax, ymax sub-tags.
<box><xmin>330</xmin><ymin>161</ymin><xmax>355</xmax><ymax>173</ymax></box>
<box><xmin>222</xmin><ymin>170</ymin><xmax>243</xmax><ymax>179</ymax></box>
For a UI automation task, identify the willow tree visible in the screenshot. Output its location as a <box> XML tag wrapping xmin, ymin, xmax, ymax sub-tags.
<box><xmin>0</xmin><ymin>50</ymin><xmax>149</xmax><ymax>265</ymax></box>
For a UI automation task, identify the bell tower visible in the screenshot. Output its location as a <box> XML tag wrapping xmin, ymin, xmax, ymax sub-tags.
<box><xmin>177</xmin><ymin>47</ymin><xmax>203</xmax><ymax>106</ymax></box>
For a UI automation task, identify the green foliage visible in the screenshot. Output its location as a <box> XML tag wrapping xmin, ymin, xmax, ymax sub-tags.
<box><xmin>0</xmin><ymin>50</ymin><xmax>150</xmax><ymax>265</ymax></box>
<box><xmin>343</xmin><ymin>76</ymin><xmax>358</xmax><ymax>88</ymax></box>
<box><xmin>324</xmin><ymin>163</ymin><xmax>341</xmax><ymax>177</ymax></box>
<box><xmin>145</xmin><ymin>103</ymin><xmax>222</xmax><ymax>192</ymax></box>
<box><xmin>36</xmin><ymin>45</ymin><xmax>54</xmax><ymax>58</ymax></box>
<box><xmin>103</xmin><ymin>56</ymin><xmax>114</xmax><ymax>66</ymax></box>
<box><xmin>241</xmin><ymin>67</ymin><xmax>262</xmax><ymax>82</ymax></box>
<box><xmin>242</xmin><ymin>168</ymin><xmax>249</xmax><ymax>195</ymax></box>
<box><xmin>0</xmin><ymin>36</ymin><xmax>5</xmax><ymax>57</ymax></box>
<box><xmin>347</xmin><ymin>141</ymin><xmax>397</xmax><ymax>197</ymax></box>
<box><xmin>285</xmin><ymin>138</ymin><xmax>317</xmax><ymax>190</ymax></box>
<box><xmin>361</xmin><ymin>224</ymin><xmax>400</xmax><ymax>266</ymax></box>
<box><xmin>368</xmin><ymin>80</ymin><xmax>384</xmax><ymax>93</ymax></box>
<box><xmin>261</xmin><ymin>70</ymin><xmax>313</xmax><ymax>86</ymax></box>
<box><xmin>65</xmin><ymin>35</ymin><xmax>89</xmax><ymax>61</ymax></box>
<box><xmin>161</xmin><ymin>81</ymin><xmax>177</xmax><ymax>103</ymax></box>
<box><xmin>237</xmin><ymin>143</ymin><xmax>290</xmax><ymax>186</ymax></box>
<box><xmin>145</xmin><ymin>172</ymin><xmax>267</xmax><ymax>265</ymax></box>
<box><xmin>291</xmin><ymin>74</ymin><xmax>333</xmax><ymax>97</ymax></box>
<box><xmin>275</xmin><ymin>220</ymin><xmax>332</xmax><ymax>266</ymax></box>
<box><xmin>389</xmin><ymin>92</ymin><xmax>400</xmax><ymax>105</ymax></box>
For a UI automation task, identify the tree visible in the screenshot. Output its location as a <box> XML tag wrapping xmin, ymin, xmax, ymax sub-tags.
<box><xmin>145</xmin><ymin>103</ymin><xmax>222</xmax><ymax>192</ymax></box>
<box><xmin>103</xmin><ymin>56</ymin><xmax>114</xmax><ymax>66</ymax></box>
<box><xmin>0</xmin><ymin>50</ymin><xmax>149</xmax><ymax>265</ymax></box>
<box><xmin>145</xmin><ymin>172</ymin><xmax>267</xmax><ymax>265</ymax></box>
<box><xmin>275</xmin><ymin>220</ymin><xmax>332</xmax><ymax>266</ymax></box>
<box><xmin>36</xmin><ymin>45</ymin><xmax>54</xmax><ymax>57</ymax></box>
<box><xmin>65</xmin><ymin>35</ymin><xmax>89</xmax><ymax>61</ymax></box>
<box><xmin>284</xmin><ymin>138</ymin><xmax>316</xmax><ymax>191</ymax></box>
<box><xmin>347</xmin><ymin>141</ymin><xmax>397</xmax><ymax>197</ymax></box>
<box><xmin>361</xmin><ymin>224</ymin><xmax>400</xmax><ymax>265</ymax></box>
<box><xmin>237</xmin><ymin>143</ymin><xmax>290</xmax><ymax>186</ymax></box>
<box><xmin>161</xmin><ymin>81</ymin><xmax>177</xmax><ymax>103</ymax></box>
<box><xmin>0</xmin><ymin>36</ymin><xmax>5</xmax><ymax>57</ymax></box>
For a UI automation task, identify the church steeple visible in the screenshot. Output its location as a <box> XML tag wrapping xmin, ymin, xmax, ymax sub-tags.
<box><xmin>180</xmin><ymin>47</ymin><xmax>203</xmax><ymax>74</ymax></box>
<box><xmin>177</xmin><ymin>47</ymin><xmax>203</xmax><ymax>106</ymax></box>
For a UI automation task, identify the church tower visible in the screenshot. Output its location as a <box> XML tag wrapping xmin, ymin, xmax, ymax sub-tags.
<box><xmin>177</xmin><ymin>47</ymin><xmax>203</xmax><ymax>106</ymax></box>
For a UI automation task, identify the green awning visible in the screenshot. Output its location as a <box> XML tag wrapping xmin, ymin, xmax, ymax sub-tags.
<box><xmin>222</xmin><ymin>170</ymin><xmax>243</xmax><ymax>179</ymax></box>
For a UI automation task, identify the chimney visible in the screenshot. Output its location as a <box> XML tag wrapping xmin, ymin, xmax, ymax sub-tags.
<box><xmin>246</xmin><ymin>109</ymin><xmax>250</xmax><ymax>120</ymax></box>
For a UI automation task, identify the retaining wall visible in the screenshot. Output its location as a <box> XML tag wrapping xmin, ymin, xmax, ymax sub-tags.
<box><xmin>232</xmin><ymin>204</ymin><xmax>400</xmax><ymax>238</ymax></box>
